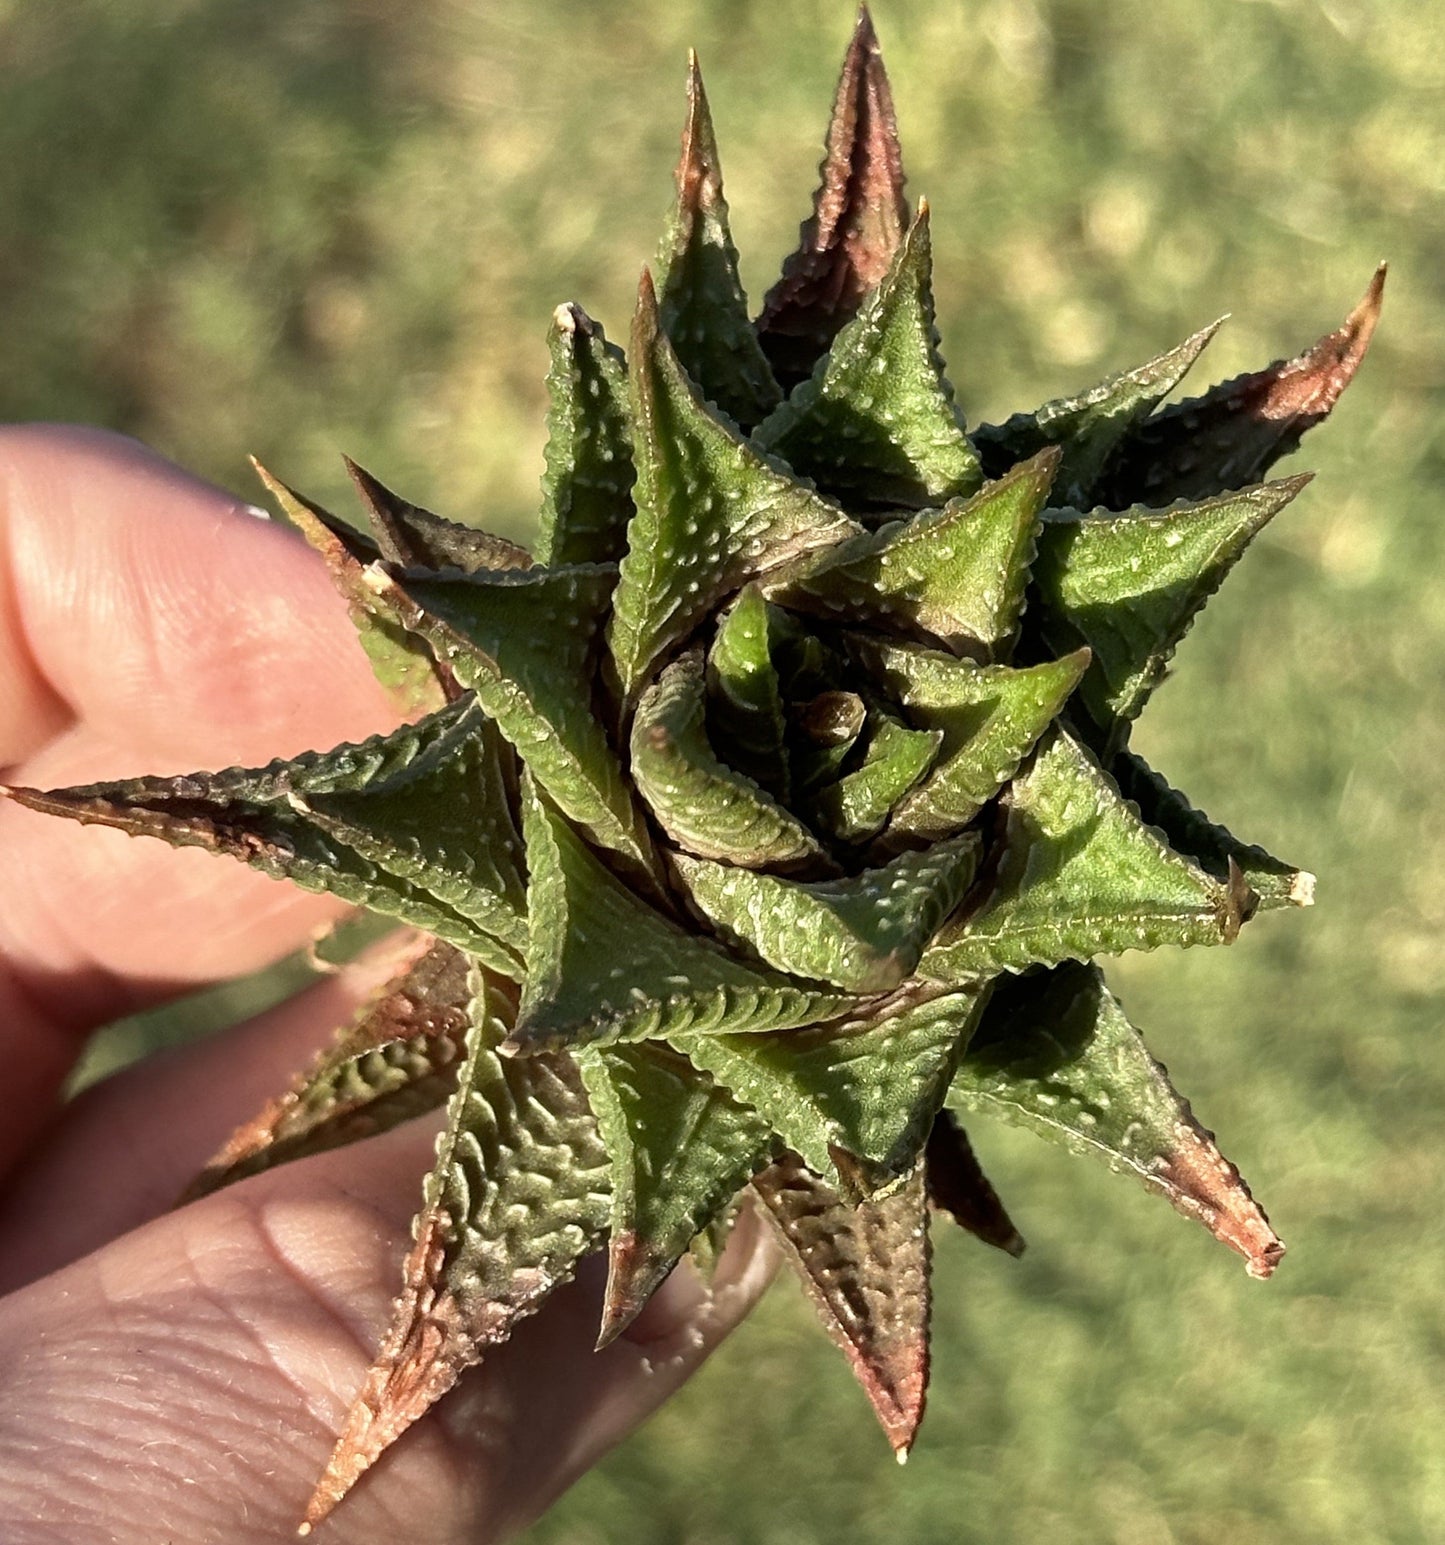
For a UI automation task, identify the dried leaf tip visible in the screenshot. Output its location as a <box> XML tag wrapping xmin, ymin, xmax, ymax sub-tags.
<box><xmin>299</xmin><ymin>1211</ymin><xmax>471</xmax><ymax>1534</ymax></box>
<box><xmin>1158</xmin><ymin>1121</ymin><xmax>1285</xmax><ymax>1280</ymax></box>
<box><xmin>595</xmin><ymin>1229</ymin><xmax>673</xmax><ymax>1349</ymax></box>
<box><xmin>551</xmin><ymin>301</ymin><xmax>594</xmax><ymax>337</ymax></box>
<box><xmin>679</xmin><ymin>50</ymin><xmax>719</xmax><ymax>202</ymax></box>
<box><xmin>1260</xmin><ymin>261</ymin><xmax>1386</xmax><ymax>425</ymax></box>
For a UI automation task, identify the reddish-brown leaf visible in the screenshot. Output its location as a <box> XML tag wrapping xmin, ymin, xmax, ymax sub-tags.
<box><xmin>924</xmin><ymin>1110</ymin><xmax>1025</xmax><ymax>1258</ymax></box>
<box><xmin>755</xmin><ymin>6</ymin><xmax>909</xmax><ymax>389</ymax></box>
<box><xmin>752</xmin><ymin>1152</ymin><xmax>931</xmax><ymax>1458</ymax></box>
<box><xmin>344</xmin><ymin>457</ymin><xmax>534</xmax><ymax>573</ymax></box>
<box><xmin>299</xmin><ymin>1208</ymin><xmax>469</xmax><ymax>1536</ymax></box>
<box><xmin>184</xmin><ymin>936</ymin><xmax>475</xmax><ymax>1201</ymax></box>
<box><xmin>1099</xmin><ymin>264</ymin><xmax>1385</xmax><ymax>507</ymax></box>
<box><xmin>301</xmin><ymin>1010</ymin><xmax>611</xmax><ymax>1532</ymax></box>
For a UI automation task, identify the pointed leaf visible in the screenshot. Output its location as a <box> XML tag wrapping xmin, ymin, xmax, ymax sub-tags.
<box><xmin>368</xmin><ymin>562</ymin><xmax>654</xmax><ymax>874</ymax></box>
<box><xmin>632</xmin><ymin>649</ymin><xmax>827</xmax><ymax>870</ymax></box>
<box><xmin>1030</xmin><ymin>477</ymin><xmax>1310</xmax><ymax>746</ymax></box>
<box><xmin>1113</xmin><ymin>750</ymin><xmax>1313</xmax><ymax>912</ymax></box>
<box><xmin>607</xmin><ymin>271</ymin><xmax>859</xmax><ymax>701</ymax></box>
<box><xmin>1100</xmin><ymin>265</ymin><xmax>1386</xmax><ymax>507</ymax></box>
<box><xmin>768</xmin><ymin>451</ymin><xmax>1057</xmax><ymax>655</ymax></box>
<box><xmin>253</xmin><ymin>461</ymin><xmax>450</xmax><ymax>715</ymax></box>
<box><xmin>673</xmin><ymin>834</ymin><xmax>979</xmax><ymax>993</ymax></box>
<box><xmin>344</xmin><ymin>458</ymin><xmax>533</xmax><ymax>573</ymax></box>
<box><xmin>706</xmin><ymin>585</ymin><xmax>790</xmax><ymax>800</ymax></box>
<box><xmin>186</xmin><ymin>938</ymin><xmax>473</xmax><ymax>1199</ymax></box>
<box><xmin>949</xmin><ymin>963</ymin><xmax>1284</xmax><ymax>1277</ymax></box>
<box><xmin>811</xmin><ymin>711</ymin><xmax>942</xmax><ymax>845</ymax></box>
<box><xmin>5</xmin><ymin>700</ymin><xmax>529</xmax><ymax>973</ymax></box>
<box><xmin>534</xmin><ymin>303</ymin><xmax>636</xmax><ymax>568</ymax></box>
<box><xmin>752</xmin><ymin>1152</ymin><xmax>931</xmax><ymax>1457</ymax></box>
<box><xmin>847</xmin><ymin>637</ymin><xmax>1091</xmax><ymax>841</ymax></box>
<box><xmin>973</xmin><ymin>320</ymin><xmax>1222</xmax><ymax>507</ymax></box>
<box><xmin>921</xmin><ymin>728</ymin><xmax>1248</xmax><ymax>981</ymax></box>
<box><xmin>297</xmin><ymin>703</ymin><xmax>529</xmax><ymax>967</ymax></box>
<box><xmin>756</xmin><ymin>207</ymin><xmax>982</xmax><ymax>510</ymax></box>
<box><xmin>580</xmin><ymin>1042</ymin><xmax>776</xmax><ymax>1343</ymax></box>
<box><xmin>756</xmin><ymin>5</ymin><xmax>909</xmax><ymax>389</ymax></box>
<box><xmin>300</xmin><ymin>965</ymin><xmax>612</xmax><ymax>1534</ymax></box>
<box><xmin>511</xmin><ymin>783</ymin><xmax>848</xmax><ymax>1053</ymax></box>
<box><xmin>924</xmin><ymin>1110</ymin><xmax>1025</xmax><ymax>1257</ymax></box>
<box><xmin>654</xmin><ymin>54</ymin><xmax>782</xmax><ymax>428</ymax></box>
<box><xmin>681</xmin><ymin>985</ymin><xmax>985</xmax><ymax>1195</ymax></box>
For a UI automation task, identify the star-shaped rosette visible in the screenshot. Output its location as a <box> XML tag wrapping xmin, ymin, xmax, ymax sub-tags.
<box><xmin>2</xmin><ymin>7</ymin><xmax>1380</xmax><ymax>1531</ymax></box>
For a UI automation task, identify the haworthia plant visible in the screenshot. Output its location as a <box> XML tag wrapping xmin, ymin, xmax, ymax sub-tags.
<box><xmin>0</xmin><ymin>8</ymin><xmax>1380</xmax><ymax>1532</ymax></box>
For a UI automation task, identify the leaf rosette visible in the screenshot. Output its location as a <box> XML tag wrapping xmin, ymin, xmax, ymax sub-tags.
<box><xmin>3</xmin><ymin>9</ymin><xmax>1380</xmax><ymax>1531</ymax></box>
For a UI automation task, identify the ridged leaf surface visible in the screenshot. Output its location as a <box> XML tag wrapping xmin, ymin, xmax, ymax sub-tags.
<box><xmin>513</xmin><ymin>783</ymin><xmax>847</xmax><ymax>1052</ymax></box>
<box><xmin>921</xmin><ymin>729</ymin><xmax>1246</xmax><ymax>980</ymax></box>
<box><xmin>580</xmin><ymin>1041</ymin><xmax>776</xmax><ymax>1342</ymax></box>
<box><xmin>949</xmin><ymin>963</ymin><xmax>1283</xmax><ymax>1277</ymax></box>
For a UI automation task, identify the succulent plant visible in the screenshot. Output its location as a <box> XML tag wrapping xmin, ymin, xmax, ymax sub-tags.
<box><xmin>3</xmin><ymin>7</ymin><xmax>1382</xmax><ymax>1533</ymax></box>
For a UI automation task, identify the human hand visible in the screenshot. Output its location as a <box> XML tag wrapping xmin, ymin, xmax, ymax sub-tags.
<box><xmin>0</xmin><ymin>426</ymin><xmax>777</xmax><ymax>1543</ymax></box>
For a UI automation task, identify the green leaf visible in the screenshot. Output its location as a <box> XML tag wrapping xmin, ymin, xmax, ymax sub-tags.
<box><xmin>924</xmin><ymin>1111</ymin><xmax>1025</xmax><ymax>1257</ymax></box>
<box><xmin>752</xmin><ymin>1152</ymin><xmax>932</xmax><ymax>1457</ymax></box>
<box><xmin>949</xmin><ymin>963</ymin><xmax>1284</xmax><ymax>1277</ymax></box>
<box><xmin>672</xmin><ymin>834</ymin><xmax>979</xmax><ymax>992</ymax></box>
<box><xmin>5</xmin><ymin>699</ymin><xmax>529</xmax><ymax>974</ymax></box>
<box><xmin>1099</xmin><ymin>265</ymin><xmax>1385</xmax><ymax>507</ymax></box>
<box><xmin>1112</xmin><ymin>750</ymin><xmax>1314</xmax><ymax>912</ymax></box>
<box><xmin>755</xmin><ymin>6</ymin><xmax>909</xmax><ymax>390</ymax></box>
<box><xmin>767</xmin><ymin>450</ymin><xmax>1057</xmax><ymax>656</ymax></box>
<box><xmin>580</xmin><ymin>1041</ymin><xmax>776</xmax><ymax>1343</ymax></box>
<box><xmin>847</xmin><ymin>637</ymin><xmax>1091</xmax><ymax>842</ymax></box>
<box><xmin>706</xmin><ymin>585</ymin><xmax>790</xmax><ymax>800</ymax></box>
<box><xmin>534</xmin><ymin>303</ymin><xmax>636</xmax><ymax>569</ymax></box>
<box><xmin>810</xmin><ymin>710</ymin><xmax>942</xmax><ymax>845</ymax></box>
<box><xmin>369</xmin><ymin>562</ymin><xmax>654</xmax><ymax>874</ymax></box>
<box><xmin>185</xmin><ymin>938</ymin><xmax>474</xmax><ymax>1199</ymax></box>
<box><xmin>606</xmin><ymin>270</ymin><xmax>858</xmax><ymax>701</ymax></box>
<box><xmin>973</xmin><ymin>320</ymin><xmax>1222</xmax><ymax>507</ymax></box>
<box><xmin>654</xmin><ymin>54</ymin><xmax>782</xmax><ymax>429</ymax></box>
<box><xmin>253</xmin><ymin>461</ymin><xmax>450</xmax><ymax>715</ymax></box>
<box><xmin>510</xmin><ymin>782</ymin><xmax>848</xmax><ymax>1053</ymax></box>
<box><xmin>680</xmin><ymin>985</ymin><xmax>985</xmax><ymax>1195</ymax></box>
<box><xmin>296</xmin><ymin>703</ymin><xmax>529</xmax><ymax>965</ymax></box>
<box><xmin>755</xmin><ymin>206</ymin><xmax>982</xmax><ymax>510</ymax></box>
<box><xmin>301</xmin><ymin>964</ymin><xmax>612</xmax><ymax>1533</ymax></box>
<box><xmin>632</xmin><ymin>649</ymin><xmax>826</xmax><ymax>870</ymax></box>
<box><xmin>921</xmin><ymin>728</ymin><xmax>1249</xmax><ymax>981</ymax></box>
<box><xmin>1030</xmin><ymin>477</ymin><xmax>1310</xmax><ymax>748</ymax></box>
<box><xmin>343</xmin><ymin>458</ymin><xmax>534</xmax><ymax>572</ymax></box>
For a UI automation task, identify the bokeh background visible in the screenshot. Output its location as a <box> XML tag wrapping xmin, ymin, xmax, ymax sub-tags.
<box><xmin>2</xmin><ymin>1</ymin><xmax>1442</xmax><ymax>1541</ymax></box>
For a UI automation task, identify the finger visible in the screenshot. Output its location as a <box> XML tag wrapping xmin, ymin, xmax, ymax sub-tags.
<box><xmin>0</xmin><ymin>1123</ymin><xmax>776</xmax><ymax>1544</ymax></box>
<box><xmin>0</xmin><ymin>938</ymin><xmax>410</xmax><ymax>1292</ymax></box>
<box><xmin>0</xmin><ymin>426</ymin><xmax>399</xmax><ymax>1158</ymax></box>
<box><xmin>0</xmin><ymin>424</ymin><xmax>395</xmax><ymax>768</ymax></box>
<box><xmin>0</xmin><ymin>423</ymin><xmax>396</xmax><ymax>992</ymax></box>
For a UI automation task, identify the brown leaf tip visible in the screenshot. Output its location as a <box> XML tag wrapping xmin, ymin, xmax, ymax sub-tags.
<box><xmin>676</xmin><ymin>50</ymin><xmax>723</xmax><ymax>214</ymax></box>
<box><xmin>1262</xmin><ymin>262</ymin><xmax>1386</xmax><ymax>424</ymax></box>
<box><xmin>1158</xmin><ymin>1121</ymin><xmax>1285</xmax><ymax>1280</ymax></box>
<box><xmin>596</xmin><ymin>1229</ymin><xmax>675</xmax><ymax>1349</ymax></box>
<box><xmin>300</xmin><ymin>1210</ymin><xmax>472</xmax><ymax>1534</ymax></box>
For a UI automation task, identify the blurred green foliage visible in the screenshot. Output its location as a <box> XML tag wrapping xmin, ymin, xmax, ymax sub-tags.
<box><xmin>2</xmin><ymin>0</ymin><xmax>1442</xmax><ymax>1540</ymax></box>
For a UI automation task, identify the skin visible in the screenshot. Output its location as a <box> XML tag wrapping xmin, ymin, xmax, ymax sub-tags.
<box><xmin>0</xmin><ymin>425</ymin><xmax>777</xmax><ymax>1544</ymax></box>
